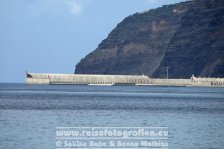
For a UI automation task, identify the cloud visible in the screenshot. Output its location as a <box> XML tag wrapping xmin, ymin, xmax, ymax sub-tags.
<box><xmin>144</xmin><ymin>0</ymin><xmax>157</xmax><ymax>3</ymax></box>
<box><xmin>66</xmin><ymin>0</ymin><xmax>82</xmax><ymax>15</ymax></box>
<box><xmin>16</xmin><ymin>0</ymin><xmax>85</xmax><ymax>17</ymax></box>
<box><xmin>144</xmin><ymin>0</ymin><xmax>188</xmax><ymax>4</ymax></box>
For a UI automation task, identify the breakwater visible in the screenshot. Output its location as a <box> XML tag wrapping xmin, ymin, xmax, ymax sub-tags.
<box><xmin>25</xmin><ymin>73</ymin><xmax>150</xmax><ymax>85</ymax></box>
<box><xmin>25</xmin><ymin>73</ymin><xmax>224</xmax><ymax>87</ymax></box>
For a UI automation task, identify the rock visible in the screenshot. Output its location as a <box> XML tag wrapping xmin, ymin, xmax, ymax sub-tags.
<box><xmin>75</xmin><ymin>0</ymin><xmax>224</xmax><ymax>78</ymax></box>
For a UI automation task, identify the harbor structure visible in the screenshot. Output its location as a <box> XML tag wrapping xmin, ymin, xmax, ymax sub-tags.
<box><xmin>25</xmin><ymin>72</ymin><xmax>150</xmax><ymax>85</ymax></box>
<box><xmin>25</xmin><ymin>72</ymin><xmax>224</xmax><ymax>87</ymax></box>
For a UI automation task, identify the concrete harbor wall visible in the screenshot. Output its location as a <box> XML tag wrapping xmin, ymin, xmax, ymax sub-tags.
<box><xmin>25</xmin><ymin>73</ymin><xmax>224</xmax><ymax>87</ymax></box>
<box><xmin>26</xmin><ymin>73</ymin><xmax>151</xmax><ymax>85</ymax></box>
<box><xmin>147</xmin><ymin>78</ymin><xmax>213</xmax><ymax>86</ymax></box>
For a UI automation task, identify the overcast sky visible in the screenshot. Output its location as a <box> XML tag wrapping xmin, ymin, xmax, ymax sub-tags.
<box><xmin>0</xmin><ymin>0</ymin><xmax>186</xmax><ymax>83</ymax></box>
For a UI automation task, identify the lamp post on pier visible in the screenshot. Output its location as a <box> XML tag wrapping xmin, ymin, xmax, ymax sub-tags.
<box><xmin>166</xmin><ymin>67</ymin><xmax>169</xmax><ymax>79</ymax></box>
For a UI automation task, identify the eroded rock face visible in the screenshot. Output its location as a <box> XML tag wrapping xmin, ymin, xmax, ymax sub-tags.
<box><xmin>153</xmin><ymin>0</ymin><xmax>224</xmax><ymax>78</ymax></box>
<box><xmin>75</xmin><ymin>0</ymin><xmax>224</xmax><ymax>78</ymax></box>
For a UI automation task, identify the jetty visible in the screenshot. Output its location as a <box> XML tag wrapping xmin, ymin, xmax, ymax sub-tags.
<box><xmin>25</xmin><ymin>73</ymin><xmax>150</xmax><ymax>85</ymax></box>
<box><xmin>25</xmin><ymin>72</ymin><xmax>224</xmax><ymax>87</ymax></box>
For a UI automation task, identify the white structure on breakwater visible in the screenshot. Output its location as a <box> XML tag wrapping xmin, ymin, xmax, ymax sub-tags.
<box><xmin>25</xmin><ymin>72</ymin><xmax>224</xmax><ymax>87</ymax></box>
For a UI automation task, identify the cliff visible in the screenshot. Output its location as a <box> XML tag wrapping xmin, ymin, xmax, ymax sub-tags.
<box><xmin>75</xmin><ymin>0</ymin><xmax>224</xmax><ymax>78</ymax></box>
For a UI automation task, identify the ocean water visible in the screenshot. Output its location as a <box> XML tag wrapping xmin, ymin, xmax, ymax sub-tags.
<box><xmin>0</xmin><ymin>83</ymin><xmax>224</xmax><ymax>149</ymax></box>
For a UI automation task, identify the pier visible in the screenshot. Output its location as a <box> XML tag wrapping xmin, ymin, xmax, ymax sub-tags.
<box><xmin>25</xmin><ymin>73</ymin><xmax>224</xmax><ymax>87</ymax></box>
<box><xmin>25</xmin><ymin>73</ymin><xmax>150</xmax><ymax>85</ymax></box>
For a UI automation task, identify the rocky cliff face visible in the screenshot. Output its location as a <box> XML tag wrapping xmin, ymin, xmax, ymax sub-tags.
<box><xmin>75</xmin><ymin>0</ymin><xmax>224</xmax><ymax>78</ymax></box>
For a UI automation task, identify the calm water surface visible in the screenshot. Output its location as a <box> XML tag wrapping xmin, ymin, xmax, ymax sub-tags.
<box><xmin>0</xmin><ymin>83</ymin><xmax>223</xmax><ymax>149</ymax></box>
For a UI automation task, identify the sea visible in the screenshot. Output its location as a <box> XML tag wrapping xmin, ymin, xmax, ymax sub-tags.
<box><xmin>0</xmin><ymin>83</ymin><xmax>223</xmax><ymax>149</ymax></box>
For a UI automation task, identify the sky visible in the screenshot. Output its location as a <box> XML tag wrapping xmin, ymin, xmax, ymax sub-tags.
<box><xmin>0</xmin><ymin>0</ymin><xmax>186</xmax><ymax>83</ymax></box>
